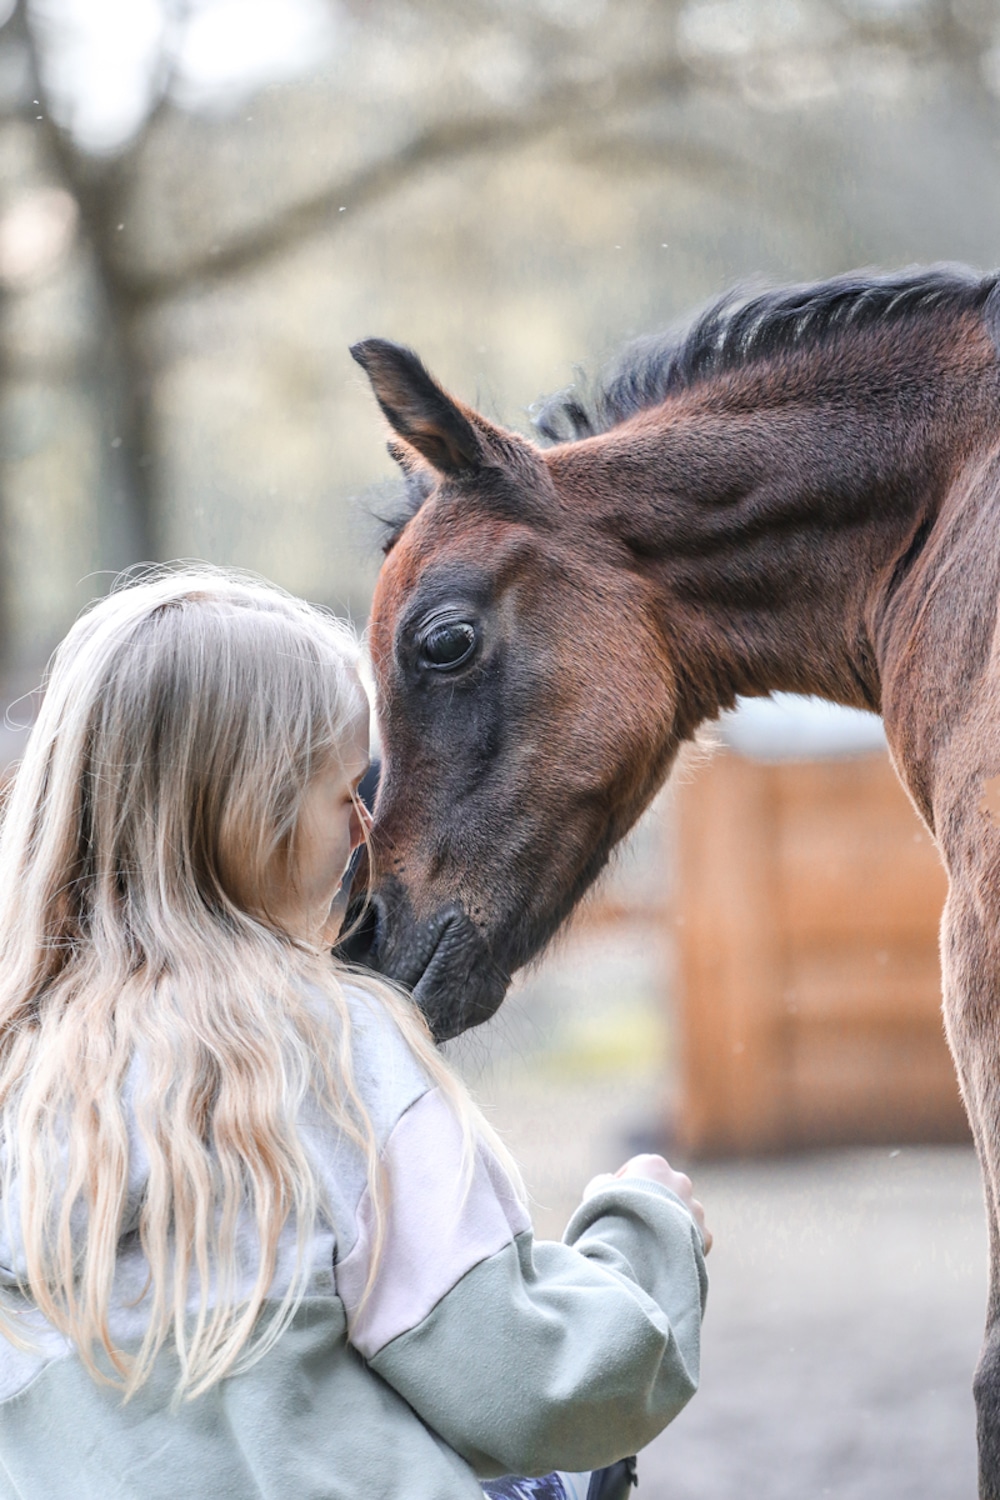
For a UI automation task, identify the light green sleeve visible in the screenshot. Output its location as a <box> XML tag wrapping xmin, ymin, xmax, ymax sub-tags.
<box><xmin>369</xmin><ymin>1181</ymin><xmax>707</xmax><ymax>1480</ymax></box>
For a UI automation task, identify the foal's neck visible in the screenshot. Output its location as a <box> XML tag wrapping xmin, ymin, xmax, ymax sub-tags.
<box><xmin>554</xmin><ymin>318</ymin><xmax>1000</xmax><ymax>734</ymax></box>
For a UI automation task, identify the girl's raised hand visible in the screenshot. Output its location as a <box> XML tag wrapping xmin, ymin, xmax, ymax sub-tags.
<box><xmin>587</xmin><ymin>1154</ymin><xmax>712</xmax><ymax>1254</ymax></box>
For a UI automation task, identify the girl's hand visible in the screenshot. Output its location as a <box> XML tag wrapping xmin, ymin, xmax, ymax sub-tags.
<box><xmin>587</xmin><ymin>1154</ymin><xmax>712</xmax><ymax>1254</ymax></box>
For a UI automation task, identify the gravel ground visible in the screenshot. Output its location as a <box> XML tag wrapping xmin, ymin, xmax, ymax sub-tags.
<box><xmin>650</xmin><ymin>1147</ymin><xmax>984</xmax><ymax>1500</ymax></box>
<box><xmin>448</xmin><ymin>926</ymin><xmax>988</xmax><ymax>1500</ymax></box>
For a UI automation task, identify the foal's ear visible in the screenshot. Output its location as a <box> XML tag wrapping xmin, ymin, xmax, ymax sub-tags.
<box><xmin>351</xmin><ymin>339</ymin><xmax>483</xmax><ymax>476</ymax></box>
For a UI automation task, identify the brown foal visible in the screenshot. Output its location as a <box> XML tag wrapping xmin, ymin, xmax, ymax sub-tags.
<box><xmin>351</xmin><ymin>266</ymin><xmax>1000</xmax><ymax>1494</ymax></box>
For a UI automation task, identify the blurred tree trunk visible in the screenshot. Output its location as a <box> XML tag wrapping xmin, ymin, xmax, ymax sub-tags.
<box><xmin>10</xmin><ymin>0</ymin><xmax>158</xmax><ymax>564</ymax></box>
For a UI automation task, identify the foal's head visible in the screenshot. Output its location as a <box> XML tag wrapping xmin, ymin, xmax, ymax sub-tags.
<box><xmin>351</xmin><ymin>267</ymin><xmax>1000</xmax><ymax>1038</ymax></box>
<box><xmin>349</xmin><ymin>340</ymin><xmax>678</xmax><ymax>1038</ymax></box>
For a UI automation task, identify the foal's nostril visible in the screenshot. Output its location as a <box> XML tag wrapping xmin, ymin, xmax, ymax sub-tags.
<box><xmin>335</xmin><ymin>896</ymin><xmax>382</xmax><ymax>969</ymax></box>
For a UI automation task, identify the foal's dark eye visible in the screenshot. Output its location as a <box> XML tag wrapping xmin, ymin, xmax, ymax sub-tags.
<box><xmin>419</xmin><ymin>619</ymin><xmax>478</xmax><ymax>671</ymax></box>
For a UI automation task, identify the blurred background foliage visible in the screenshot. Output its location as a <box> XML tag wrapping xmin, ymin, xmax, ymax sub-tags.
<box><xmin>3</xmin><ymin>0</ymin><xmax>1000</xmax><ymax>673</ymax></box>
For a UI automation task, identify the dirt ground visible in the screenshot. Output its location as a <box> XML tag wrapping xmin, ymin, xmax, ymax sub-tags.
<box><xmin>447</xmin><ymin>925</ymin><xmax>987</xmax><ymax>1500</ymax></box>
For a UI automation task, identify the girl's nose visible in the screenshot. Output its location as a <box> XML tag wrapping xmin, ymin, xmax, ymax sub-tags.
<box><xmin>350</xmin><ymin>800</ymin><xmax>373</xmax><ymax>851</ymax></box>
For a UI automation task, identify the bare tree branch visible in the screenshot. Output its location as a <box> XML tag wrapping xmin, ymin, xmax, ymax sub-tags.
<box><xmin>111</xmin><ymin>57</ymin><xmax>699</xmax><ymax>305</ymax></box>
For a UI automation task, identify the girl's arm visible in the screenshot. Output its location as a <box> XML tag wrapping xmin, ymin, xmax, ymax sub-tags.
<box><xmin>334</xmin><ymin>1084</ymin><xmax>707</xmax><ymax>1481</ymax></box>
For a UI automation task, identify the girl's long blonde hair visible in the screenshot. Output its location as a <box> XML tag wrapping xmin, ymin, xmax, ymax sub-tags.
<box><xmin>0</xmin><ymin>567</ymin><xmax>507</xmax><ymax>1402</ymax></box>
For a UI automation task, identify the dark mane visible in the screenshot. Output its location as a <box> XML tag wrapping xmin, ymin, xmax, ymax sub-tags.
<box><xmin>533</xmin><ymin>265</ymin><xmax>1000</xmax><ymax>444</ymax></box>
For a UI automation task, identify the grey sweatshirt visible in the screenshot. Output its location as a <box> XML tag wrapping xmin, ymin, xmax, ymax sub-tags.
<box><xmin>0</xmin><ymin>989</ymin><xmax>707</xmax><ymax>1498</ymax></box>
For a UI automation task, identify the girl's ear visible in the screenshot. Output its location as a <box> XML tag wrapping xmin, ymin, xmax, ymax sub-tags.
<box><xmin>351</xmin><ymin>339</ymin><xmax>485</xmax><ymax>476</ymax></box>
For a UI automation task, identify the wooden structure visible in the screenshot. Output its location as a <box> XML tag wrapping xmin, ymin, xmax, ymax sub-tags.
<box><xmin>673</xmin><ymin>747</ymin><xmax>968</xmax><ymax>1155</ymax></box>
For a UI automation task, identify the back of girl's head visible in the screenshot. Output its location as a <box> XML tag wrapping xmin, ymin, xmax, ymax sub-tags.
<box><xmin>0</xmin><ymin>568</ymin><xmax>378</xmax><ymax>1399</ymax></box>
<box><xmin>1</xmin><ymin>566</ymin><xmax>366</xmax><ymax>978</ymax></box>
<box><xmin>0</xmin><ymin>565</ymin><xmax>510</xmax><ymax>1404</ymax></box>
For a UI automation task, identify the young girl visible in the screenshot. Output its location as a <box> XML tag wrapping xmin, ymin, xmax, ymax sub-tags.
<box><xmin>0</xmin><ymin>567</ymin><xmax>708</xmax><ymax>1499</ymax></box>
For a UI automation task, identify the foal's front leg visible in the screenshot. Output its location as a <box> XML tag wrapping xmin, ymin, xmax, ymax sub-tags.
<box><xmin>940</xmin><ymin>888</ymin><xmax>1000</xmax><ymax>1500</ymax></box>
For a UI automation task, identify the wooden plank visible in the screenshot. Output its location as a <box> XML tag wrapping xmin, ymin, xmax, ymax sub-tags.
<box><xmin>788</xmin><ymin>1022</ymin><xmax>969</xmax><ymax>1144</ymax></box>
<box><xmin>774</xmin><ymin>758</ymin><xmax>947</xmax><ymax>941</ymax></box>
<box><xmin>674</xmin><ymin>754</ymin><xmax>789</xmax><ymax>1154</ymax></box>
<box><xmin>783</xmin><ymin>941</ymin><xmax>943</xmax><ymax>1025</ymax></box>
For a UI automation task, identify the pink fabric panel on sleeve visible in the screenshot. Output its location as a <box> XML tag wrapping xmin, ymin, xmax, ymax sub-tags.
<box><xmin>336</xmin><ymin>1087</ymin><xmax>530</xmax><ymax>1361</ymax></box>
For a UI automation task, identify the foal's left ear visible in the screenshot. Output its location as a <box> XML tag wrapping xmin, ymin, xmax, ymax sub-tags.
<box><xmin>351</xmin><ymin>339</ymin><xmax>485</xmax><ymax>476</ymax></box>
